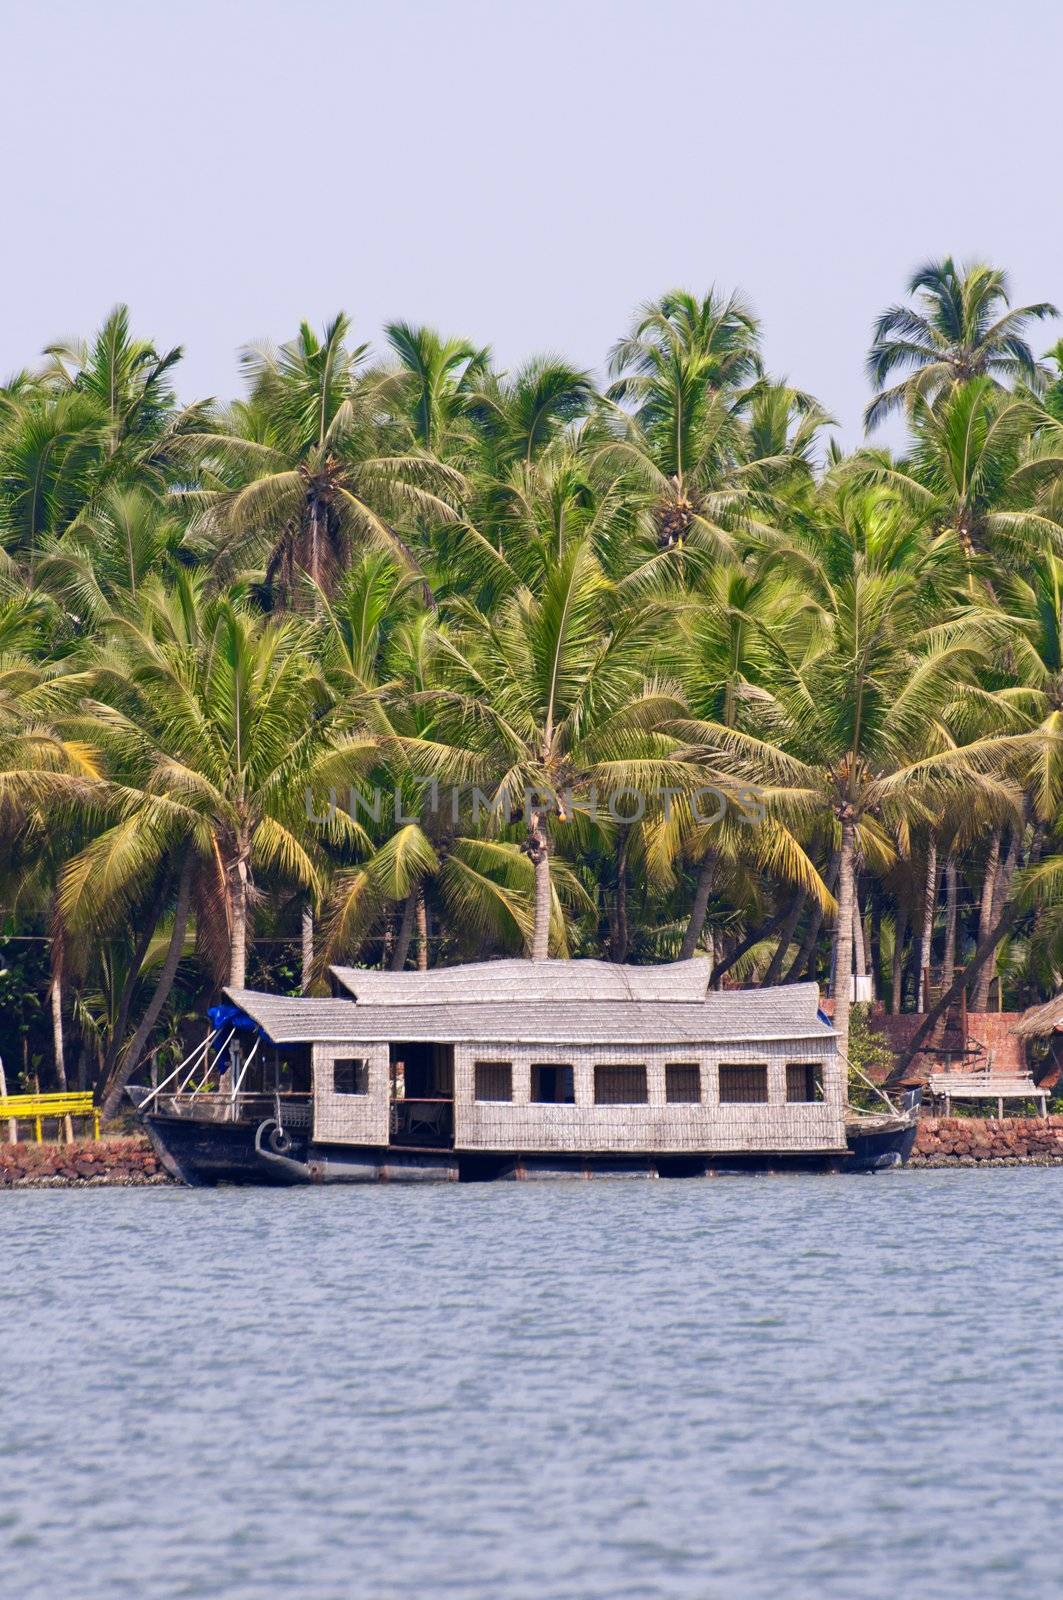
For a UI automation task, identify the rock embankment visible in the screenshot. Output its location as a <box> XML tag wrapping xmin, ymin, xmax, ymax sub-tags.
<box><xmin>912</xmin><ymin>1114</ymin><xmax>1063</xmax><ymax>1166</ymax></box>
<box><xmin>0</xmin><ymin>1135</ymin><xmax>173</xmax><ymax>1187</ymax></box>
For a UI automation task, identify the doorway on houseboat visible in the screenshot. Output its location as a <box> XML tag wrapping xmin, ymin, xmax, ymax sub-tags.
<box><xmin>390</xmin><ymin>1042</ymin><xmax>454</xmax><ymax>1148</ymax></box>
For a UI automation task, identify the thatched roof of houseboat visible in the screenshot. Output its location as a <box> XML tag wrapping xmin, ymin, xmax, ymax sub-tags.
<box><xmin>223</xmin><ymin>994</ymin><xmax>362</xmax><ymax>1043</ymax></box>
<box><xmin>224</xmin><ymin>978</ymin><xmax>832</xmax><ymax>1047</ymax></box>
<box><xmin>1012</xmin><ymin>992</ymin><xmax>1063</xmax><ymax>1039</ymax></box>
<box><xmin>329</xmin><ymin>956</ymin><xmax>713</xmax><ymax>1005</ymax></box>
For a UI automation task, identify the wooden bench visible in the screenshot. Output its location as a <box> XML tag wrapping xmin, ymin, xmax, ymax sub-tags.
<box><xmin>928</xmin><ymin>1074</ymin><xmax>1048</xmax><ymax>1119</ymax></box>
<box><xmin>0</xmin><ymin>1091</ymin><xmax>100</xmax><ymax>1144</ymax></box>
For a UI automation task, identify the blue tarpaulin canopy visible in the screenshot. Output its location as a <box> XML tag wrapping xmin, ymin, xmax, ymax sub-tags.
<box><xmin>207</xmin><ymin>1002</ymin><xmax>273</xmax><ymax>1041</ymax></box>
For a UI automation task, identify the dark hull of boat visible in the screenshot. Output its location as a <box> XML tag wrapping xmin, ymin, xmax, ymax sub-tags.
<box><xmin>140</xmin><ymin>1112</ymin><xmax>461</xmax><ymax>1186</ymax></box>
<box><xmin>845</xmin><ymin>1117</ymin><xmax>919</xmax><ymax>1172</ymax></box>
<box><xmin>138</xmin><ymin>1107</ymin><xmax>855</xmax><ymax>1186</ymax></box>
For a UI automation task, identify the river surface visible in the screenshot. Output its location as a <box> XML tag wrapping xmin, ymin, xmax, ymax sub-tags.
<box><xmin>3</xmin><ymin>1169</ymin><xmax>1061</xmax><ymax>1599</ymax></box>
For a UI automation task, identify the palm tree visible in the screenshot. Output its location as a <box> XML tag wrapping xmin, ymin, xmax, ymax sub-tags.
<box><xmin>192</xmin><ymin>314</ymin><xmax>463</xmax><ymax>602</ymax></box>
<box><xmin>39</xmin><ymin>304</ymin><xmax>210</xmax><ymax>497</ymax></box>
<box><xmin>647</xmin><ymin>556</ymin><xmax>828</xmax><ymax>961</ymax></box>
<box><xmin>465</xmin><ymin>356</ymin><xmax>597</xmax><ymax>472</ymax></box>
<box><xmin>321</xmin><ymin>820</ymin><xmax>548</xmax><ymax>970</ymax></box>
<box><xmin>859</xmin><ymin>381</ymin><xmax>1063</xmax><ymax>584</ymax></box>
<box><xmin>610</xmin><ymin>288</ymin><xmax>762</xmax><ymax>405</ymax></box>
<box><xmin>1</xmin><ymin>589</ymin><xmax>374</xmax><ymax>1107</ymax></box>
<box><xmin>95</xmin><ymin>594</ymin><xmax>370</xmax><ymax>977</ymax></box>
<box><xmin>300</xmin><ymin>554</ymin><xmax>555</xmax><ymax>967</ymax></box>
<box><xmin>993</xmin><ymin>555</ymin><xmax>1063</xmax><ymax>821</ymax></box>
<box><xmin>603</xmin><ymin>288</ymin><xmax>763</xmax><ymax>557</ymax></box>
<box><xmin>1043</xmin><ymin>338</ymin><xmax>1063</xmax><ymax>424</ymax></box>
<box><xmin>697</xmin><ymin>485</ymin><xmax>989</xmax><ymax>1056</ymax></box>
<box><xmin>42</xmin><ymin>304</ymin><xmax>183</xmax><ymax>458</ymax></box>
<box><xmin>0</xmin><ymin>391</ymin><xmax>104</xmax><ymax>562</ymax></box>
<box><xmin>378</xmin><ymin>322</ymin><xmax>489</xmax><ymax>456</ymax></box>
<box><xmin>865</xmin><ymin>258</ymin><xmax>1056</xmax><ymax>430</ymax></box>
<box><xmin>946</xmin><ymin>555</ymin><xmax>1063</xmax><ymax>1003</ymax></box>
<box><xmin>14</xmin><ymin>272</ymin><xmax>1063</xmax><ymax>1125</ymax></box>
<box><xmin>435</xmin><ymin>431</ymin><xmax>653</xmax><ymax>614</ymax></box>
<box><xmin>35</xmin><ymin>487</ymin><xmax>191</xmax><ymax>627</ymax></box>
<box><xmin>0</xmin><ymin>306</ymin><xmax>204</xmax><ymax>566</ymax></box>
<box><xmin>0</xmin><ymin>650</ymin><xmax>106</xmax><ymax>1123</ymax></box>
<box><xmin>739</xmin><ymin>381</ymin><xmax>834</xmax><ymax>491</ymax></box>
<box><xmin>402</xmin><ymin>542</ymin><xmax>693</xmax><ymax>959</ymax></box>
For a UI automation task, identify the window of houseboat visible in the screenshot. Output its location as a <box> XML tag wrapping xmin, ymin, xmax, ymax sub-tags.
<box><xmin>333</xmin><ymin>1058</ymin><xmax>369</xmax><ymax>1095</ymax></box>
<box><xmin>474</xmin><ymin>1061</ymin><xmax>513</xmax><ymax>1102</ymax></box>
<box><xmin>785</xmin><ymin>1063</ymin><xmax>824</xmax><ymax>1103</ymax></box>
<box><xmin>665</xmin><ymin>1063</ymin><xmax>701</xmax><ymax>1103</ymax></box>
<box><xmin>718</xmin><ymin>1064</ymin><xmax>769</xmax><ymax>1104</ymax></box>
<box><xmin>530</xmin><ymin>1064</ymin><xmax>575</xmax><ymax>1104</ymax></box>
<box><xmin>594</xmin><ymin>1064</ymin><xmax>648</xmax><ymax>1105</ymax></box>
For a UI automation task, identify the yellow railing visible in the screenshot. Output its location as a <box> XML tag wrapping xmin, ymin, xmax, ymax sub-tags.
<box><xmin>0</xmin><ymin>1091</ymin><xmax>100</xmax><ymax>1144</ymax></box>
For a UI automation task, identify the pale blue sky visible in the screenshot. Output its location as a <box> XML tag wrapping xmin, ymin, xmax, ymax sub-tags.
<box><xmin>3</xmin><ymin>0</ymin><xmax>1061</xmax><ymax>444</ymax></box>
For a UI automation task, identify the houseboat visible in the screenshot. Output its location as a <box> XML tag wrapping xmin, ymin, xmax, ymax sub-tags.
<box><xmin>129</xmin><ymin>958</ymin><xmax>914</xmax><ymax>1184</ymax></box>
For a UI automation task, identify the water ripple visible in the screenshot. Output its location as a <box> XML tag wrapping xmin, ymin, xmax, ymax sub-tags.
<box><xmin>2</xmin><ymin>1169</ymin><xmax>1061</xmax><ymax>1598</ymax></box>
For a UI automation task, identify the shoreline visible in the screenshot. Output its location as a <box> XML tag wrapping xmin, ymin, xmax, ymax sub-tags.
<box><xmin>9</xmin><ymin>1160</ymin><xmax>1062</xmax><ymax>1186</ymax></box>
<box><xmin>4</xmin><ymin>1117</ymin><xmax>1062</xmax><ymax>1188</ymax></box>
<box><xmin>910</xmin><ymin>1154</ymin><xmax>1063</xmax><ymax>1168</ymax></box>
<box><xmin>0</xmin><ymin>1135</ymin><xmax>173</xmax><ymax>1189</ymax></box>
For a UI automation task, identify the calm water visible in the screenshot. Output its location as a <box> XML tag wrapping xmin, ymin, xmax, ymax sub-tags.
<box><xmin>3</xmin><ymin>1170</ymin><xmax>1061</xmax><ymax>1599</ymax></box>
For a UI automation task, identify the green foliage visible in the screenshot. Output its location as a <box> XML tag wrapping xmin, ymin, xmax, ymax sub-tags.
<box><xmin>2</xmin><ymin>268</ymin><xmax>1063</xmax><ymax>1089</ymax></box>
<box><xmin>865</xmin><ymin>258</ymin><xmax>1056</xmax><ymax>429</ymax></box>
<box><xmin>846</xmin><ymin>1005</ymin><xmax>899</xmax><ymax>1108</ymax></box>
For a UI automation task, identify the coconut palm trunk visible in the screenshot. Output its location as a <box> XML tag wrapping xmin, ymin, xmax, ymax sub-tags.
<box><xmin>785</xmin><ymin>857</ymin><xmax>838</xmax><ymax>983</ymax></box>
<box><xmin>527</xmin><ymin>809</ymin><xmax>551</xmax><ymax>962</ymax></box>
<box><xmin>832</xmin><ymin>813</ymin><xmax>856</xmax><ymax>1078</ymax></box>
<box><xmin>391</xmin><ymin>892</ymin><xmax>418</xmax><ymax>971</ymax></box>
<box><xmin>973</xmin><ymin>830</ymin><xmax>1019</xmax><ymax>1010</ymax></box>
<box><xmin>301</xmin><ymin>903</ymin><xmax>314</xmax><ymax>992</ymax></box>
<box><xmin>901</xmin><ymin>827</ymin><xmax>1043</xmax><ymax>1073</ymax></box>
<box><xmin>830</xmin><ymin>864</ymin><xmax>860</xmax><ymax>999</ymax></box>
<box><xmin>993</xmin><ymin>832</ymin><xmax>1020</xmax><ymax>922</ymax></box>
<box><xmin>50</xmin><ymin>942</ymin><xmax>73</xmax><ymax>1143</ymax></box>
<box><xmin>680</xmin><ymin>853</ymin><xmax>717</xmax><ymax>962</ymax></box>
<box><xmin>942</xmin><ymin>856</ymin><xmax>957</xmax><ymax>988</ymax></box>
<box><xmin>416</xmin><ymin>892</ymin><xmax>429</xmax><ymax>970</ymax></box>
<box><xmin>891</xmin><ymin>902</ymin><xmax>908</xmax><ymax>1013</ymax></box>
<box><xmin>784</xmin><ymin>905</ymin><xmax>823</xmax><ymax>981</ymax></box>
<box><xmin>852</xmin><ymin>886</ymin><xmax>868</xmax><ymax>995</ymax></box>
<box><xmin>101</xmin><ymin>851</ymin><xmax>194</xmax><ymax>1117</ymax></box>
<box><xmin>228</xmin><ymin>849</ymin><xmax>250</xmax><ymax>989</ymax></box>
<box><xmin>917</xmin><ymin>836</ymin><xmax>938</xmax><ymax>1010</ymax></box>
<box><xmin>0</xmin><ymin>1052</ymin><xmax>14</xmax><ymax>1143</ymax></box>
<box><xmin>101</xmin><ymin>876</ymin><xmax>168</xmax><ymax>1087</ymax></box>
<box><xmin>610</xmin><ymin>837</ymin><xmax>630</xmax><ymax>963</ymax></box>
<box><xmin>763</xmin><ymin>892</ymin><xmax>805</xmax><ymax>985</ymax></box>
<box><xmin>971</xmin><ymin>831</ymin><xmax>1001</xmax><ymax>1008</ymax></box>
<box><xmin>308</xmin><ymin>496</ymin><xmax>323</xmax><ymax>593</ymax></box>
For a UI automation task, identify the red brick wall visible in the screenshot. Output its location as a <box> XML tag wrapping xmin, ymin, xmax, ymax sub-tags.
<box><xmin>0</xmin><ymin>1136</ymin><xmax>166</xmax><ymax>1186</ymax></box>
<box><xmin>964</xmin><ymin>1012</ymin><xmax>1026</xmax><ymax>1075</ymax></box>
<box><xmin>914</xmin><ymin>1115</ymin><xmax>1063</xmax><ymax>1162</ymax></box>
<box><xmin>870</xmin><ymin>1010</ymin><xmax>1026</xmax><ymax>1077</ymax></box>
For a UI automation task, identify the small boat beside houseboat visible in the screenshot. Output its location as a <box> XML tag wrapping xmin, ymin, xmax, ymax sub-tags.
<box><xmin>130</xmin><ymin>958</ymin><xmax>915</xmax><ymax>1183</ymax></box>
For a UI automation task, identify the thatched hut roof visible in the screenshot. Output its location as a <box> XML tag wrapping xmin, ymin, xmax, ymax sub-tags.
<box><xmin>224</xmin><ymin>971</ymin><xmax>832</xmax><ymax>1048</ymax></box>
<box><xmin>1012</xmin><ymin>993</ymin><xmax>1063</xmax><ymax>1039</ymax></box>
<box><xmin>329</xmin><ymin>956</ymin><xmax>712</xmax><ymax>1006</ymax></box>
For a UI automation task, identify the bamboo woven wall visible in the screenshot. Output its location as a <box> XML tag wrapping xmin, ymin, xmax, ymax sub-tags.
<box><xmin>453</xmin><ymin>1040</ymin><xmax>845</xmax><ymax>1155</ymax></box>
<box><xmin>312</xmin><ymin>1042</ymin><xmax>390</xmax><ymax>1145</ymax></box>
<box><xmin>307</xmin><ymin>1032</ymin><xmax>843</xmax><ymax>1154</ymax></box>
